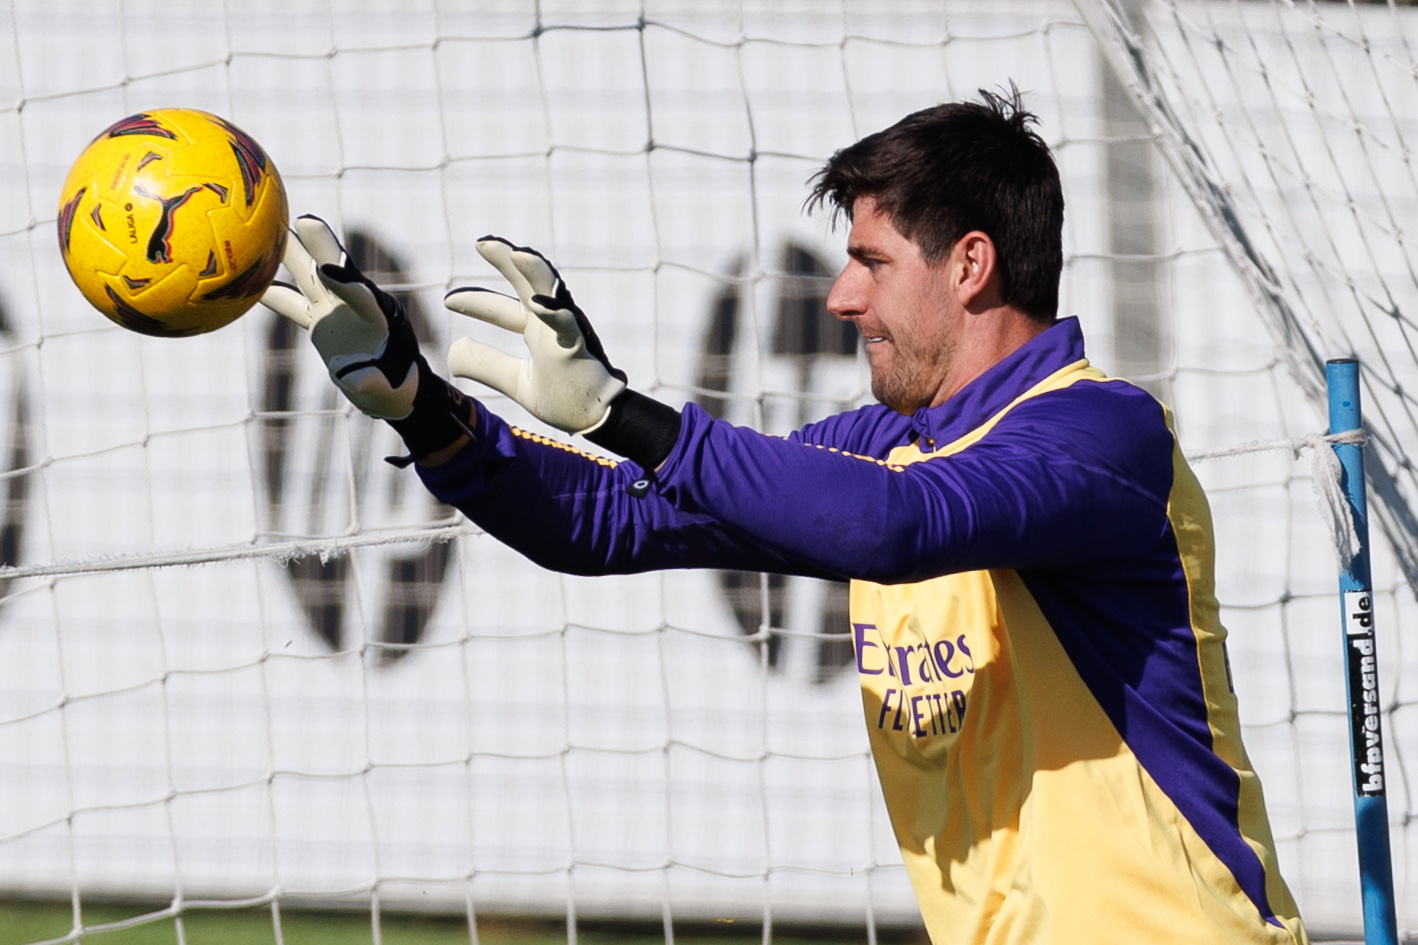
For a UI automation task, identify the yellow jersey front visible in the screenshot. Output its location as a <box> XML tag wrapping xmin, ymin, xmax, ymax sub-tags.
<box><xmin>851</xmin><ymin>357</ymin><xmax>1306</xmax><ymax>944</ymax></box>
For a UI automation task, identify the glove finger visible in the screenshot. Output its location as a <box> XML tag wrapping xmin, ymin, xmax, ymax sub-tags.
<box><xmin>316</xmin><ymin>264</ymin><xmax>393</xmax><ymax>332</ymax></box>
<box><xmin>475</xmin><ymin>236</ymin><xmax>538</xmax><ymax>305</ymax></box>
<box><xmin>509</xmin><ymin>248</ymin><xmax>562</xmax><ymax>300</ymax></box>
<box><xmin>447</xmin><ymin>337</ymin><xmax>528</xmax><ymax>401</ymax></box>
<box><xmin>292</xmin><ymin>214</ymin><xmax>348</xmax><ymax>267</ymax></box>
<box><xmin>308</xmin><ymin>266</ymin><xmax>395</xmax><ymax>359</ymax></box>
<box><xmin>529</xmin><ymin>305</ymin><xmax>584</xmax><ymax>350</ymax></box>
<box><xmin>283</xmin><ymin>216</ymin><xmax>354</xmax><ymax>306</ymax></box>
<box><xmin>444</xmin><ymin>286</ymin><xmax>528</xmax><ymax>334</ymax></box>
<box><xmin>279</xmin><ymin>226</ymin><xmax>328</xmax><ymax>302</ymax></box>
<box><xmin>260</xmin><ymin>281</ymin><xmax>313</xmax><ymax>329</ymax></box>
<box><xmin>483</xmin><ymin>242</ymin><xmax>584</xmax><ymax>350</ymax></box>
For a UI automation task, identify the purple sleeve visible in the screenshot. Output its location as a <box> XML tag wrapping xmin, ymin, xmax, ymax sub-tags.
<box><xmin>653</xmin><ymin>383</ymin><xmax>1176</xmax><ymax>583</ymax></box>
<box><xmin>786</xmin><ymin>402</ymin><xmax>915</xmax><ymax>453</ymax></box>
<box><xmin>414</xmin><ymin>405</ymin><xmax>843</xmax><ymax>578</ymax></box>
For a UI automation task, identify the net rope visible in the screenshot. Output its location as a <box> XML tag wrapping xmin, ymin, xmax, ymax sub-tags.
<box><xmin>0</xmin><ymin>429</ymin><xmax>1364</xmax><ymax>585</ymax></box>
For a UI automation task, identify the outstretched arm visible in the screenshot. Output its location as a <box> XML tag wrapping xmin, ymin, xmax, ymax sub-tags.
<box><xmin>414</xmin><ymin>402</ymin><xmax>848</xmax><ymax>580</ymax></box>
<box><xmin>441</xmin><ymin>238</ymin><xmax>1176</xmax><ymax>586</ymax></box>
<box><xmin>261</xmin><ymin>218</ymin><xmax>840</xmax><ymax>580</ymax></box>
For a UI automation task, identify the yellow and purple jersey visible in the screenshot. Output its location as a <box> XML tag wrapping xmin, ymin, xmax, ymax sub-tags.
<box><xmin>418</xmin><ymin>317</ymin><xmax>1307</xmax><ymax>944</ymax></box>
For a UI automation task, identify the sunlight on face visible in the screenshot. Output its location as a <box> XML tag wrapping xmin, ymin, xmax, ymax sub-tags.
<box><xmin>826</xmin><ymin>198</ymin><xmax>962</xmax><ymax>414</ymax></box>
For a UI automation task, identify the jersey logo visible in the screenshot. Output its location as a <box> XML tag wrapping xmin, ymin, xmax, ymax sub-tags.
<box><xmin>855</xmin><ymin>621</ymin><xmax>974</xmax><ymax>738</ymax></box>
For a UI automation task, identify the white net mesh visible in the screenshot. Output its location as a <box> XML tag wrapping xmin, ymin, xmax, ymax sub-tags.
<box><xmin>1</xmin><ymin>1</ymin><xmax>1415</xmax><ymax>941</ymax></box>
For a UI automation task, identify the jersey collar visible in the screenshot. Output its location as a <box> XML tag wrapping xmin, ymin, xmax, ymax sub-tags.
<box><xmin>910</xmin><ymin>316</ymin><xmax>1088</xmax><ymax>450</ymax></box>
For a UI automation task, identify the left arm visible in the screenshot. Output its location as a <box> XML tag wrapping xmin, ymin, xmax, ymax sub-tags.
<box><xmin>440</xmin><ymin>238</ymin><xmax>1175</xmax><ymax>584</ymax></box>
<box><xmin>651</xmin><ymin>386</ymin><xmax>1176</xmax><ymax>583</ymax></box>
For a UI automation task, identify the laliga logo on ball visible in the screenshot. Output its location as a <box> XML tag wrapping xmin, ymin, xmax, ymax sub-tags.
<box><xmin>56</xmin><ymin>108</ymin><xmax>288</xmax><ymax>337</ymax></box>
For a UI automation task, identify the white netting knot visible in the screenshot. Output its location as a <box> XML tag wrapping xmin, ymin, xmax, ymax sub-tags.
<box><xmin>1307</xmin><ymin>429</ymin><xmax>1365</xmax><ymax>571</ymax></box>
<box><xmin>1185</xmin><ymin>429</ymin><xmax>1366</xmax><ymax>572</ymax></box>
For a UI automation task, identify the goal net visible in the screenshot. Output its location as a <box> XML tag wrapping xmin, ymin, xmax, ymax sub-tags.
<box><xmin>0</xmin><ymin>0</ymin><xmax>1414</xmax><ymax>941</ymax></box>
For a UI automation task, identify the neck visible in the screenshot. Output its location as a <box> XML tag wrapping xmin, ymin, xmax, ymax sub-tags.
<box><xmin>931</xmin><ymin>309</ymin><xmax>1051</xmax><ymax>407</ymax></box>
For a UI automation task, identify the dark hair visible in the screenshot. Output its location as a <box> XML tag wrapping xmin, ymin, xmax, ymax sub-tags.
<box><xmin>806</xmin><ymin>85</ymin><xmax>1064</xmax><ymax>320</ymax></box>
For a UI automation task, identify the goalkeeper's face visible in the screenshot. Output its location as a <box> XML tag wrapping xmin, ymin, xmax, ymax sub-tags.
<box><xmin>827</xmin><ymin>197</ymin><xmax>963</xmax><ymax>415</ymax></box>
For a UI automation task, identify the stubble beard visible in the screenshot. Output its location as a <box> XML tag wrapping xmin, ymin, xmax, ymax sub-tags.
<box><xmin>871</xmin><ymin>334</ymin><xmax>956</xmax><ymax>415</ymax></box>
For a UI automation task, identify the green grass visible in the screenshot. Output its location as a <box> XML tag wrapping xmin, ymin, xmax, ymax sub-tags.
<box><xmin>4</xmin><ymin>901</ymin><xmax>482</xmax><ymax>945</ymax></box>
<box><xmin>1</xmin><ymin>901</ymin><xmax>925</xmax><ymax>945</ymax></box>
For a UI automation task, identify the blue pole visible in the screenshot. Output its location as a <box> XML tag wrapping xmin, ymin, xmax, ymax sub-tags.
<box><xmin>1326</xmin><ymin>358</ymin><xmax>1399</xmax><ymax>945</ymax></box>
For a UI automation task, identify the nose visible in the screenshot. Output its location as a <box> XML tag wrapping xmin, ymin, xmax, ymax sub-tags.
<box><xmin>826</xmin><ymin>260</ymin><xmax>863</xmax><ymax>322</ymax></box>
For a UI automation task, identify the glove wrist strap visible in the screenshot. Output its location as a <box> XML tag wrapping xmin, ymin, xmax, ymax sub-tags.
<box><xmin>385</xmin><ymin>361</ymin><xmax>476</xmax><ymax>468</ymax></box>
<box><xmin>584</xmin><ymin>390</ymin><xmax>681</xmax><ymax>471</ymax></box>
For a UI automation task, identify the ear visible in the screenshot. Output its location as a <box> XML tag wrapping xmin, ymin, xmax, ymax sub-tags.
<box><xmin>952</xmin><ymin>231</ymin><xmax>999</xmax><ymax>309</ymax></box>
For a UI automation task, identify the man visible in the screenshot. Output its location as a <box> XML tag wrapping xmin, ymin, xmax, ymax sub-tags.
<box><xmin>262</xmin><ymin>88</ymin><xmax>1309</xmax><ymax>944</ymax></box>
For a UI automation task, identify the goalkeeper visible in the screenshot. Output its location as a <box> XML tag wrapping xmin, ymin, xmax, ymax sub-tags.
<box><xmin>263</xmin><ymin>88</ymin><xmax>1309</xmax><ymax>945</ymax></box>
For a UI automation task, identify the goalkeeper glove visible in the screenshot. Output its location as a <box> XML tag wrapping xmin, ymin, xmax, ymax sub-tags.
<box><xmin>261</xmin><ymin>215</ymin><xmax>474</xmax><ymax>466</ymax></box>
<box><xmin>444</xmin><ymin>237</ymin><xmax>681</xmax><ymax>470</ymax></box>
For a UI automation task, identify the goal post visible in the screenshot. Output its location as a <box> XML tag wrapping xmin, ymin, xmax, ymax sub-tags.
<box><xmin>1084</xmin><ymin>4</ymin><xmax>1418</xmax><ymax>933</ymax></box>
<box><xmin>0</xmin><ymin>2</ymin><xmax>1415</xmax><ymax>942</ymax></box>
<box><xmin>1327</xmin><ymin>358</ymin><xmax>1399</xmax><ymax>945</ymax></box>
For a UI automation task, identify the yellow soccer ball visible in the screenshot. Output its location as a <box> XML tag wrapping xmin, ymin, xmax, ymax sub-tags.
<box><xmin>57</xmin><ymin>108</ymin><xmax>288</xmax><ymax>337</ymax></box>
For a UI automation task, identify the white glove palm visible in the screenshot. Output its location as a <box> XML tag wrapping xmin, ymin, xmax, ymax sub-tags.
<box><xmin>444</xmin><ymin>238</ymin><xmax>626</xmax><ymax>435</ymax></box>
<box><xmin>260</xmin><ymin>215</ymin><xmax>418</xmax><ymax>420</ymax></box>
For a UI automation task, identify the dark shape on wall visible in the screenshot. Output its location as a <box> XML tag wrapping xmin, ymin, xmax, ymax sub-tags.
<box><xmin>696</xmin><ymin>242</ymin><xmax>857</xmax><ymax>683</ymax></box>
<box><xmin>259</xmin><ymin>229</ymin><xmax>452</xmax><ymax>664</ymax></box>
